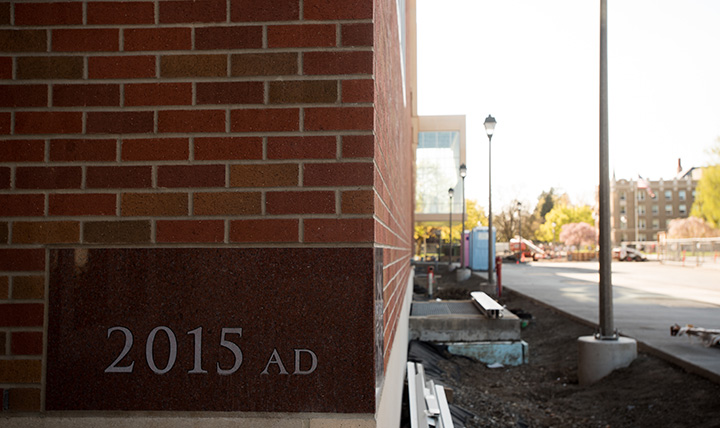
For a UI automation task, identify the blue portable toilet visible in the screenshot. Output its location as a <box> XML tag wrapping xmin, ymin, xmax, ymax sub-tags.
<box><xmin>468</xmin><ymin>227</ymin><xmax>496</xmax><ymax>271</ymax></box>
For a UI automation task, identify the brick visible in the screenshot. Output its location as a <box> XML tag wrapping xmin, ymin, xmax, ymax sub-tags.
<box><xmin>342</xmin><ymin>79</ymin><xmax>374</xmax><ymax>103</ymax></box>
<box><xmin>125</xmin><ymin>28</ymin><xmax>192</xmax><ymax>51</ymax></box>
<box><xmin>17</xmin><ymin>56</ymin><xmax>83</xmax><ymax>80</ymax></box>
<box><xmin>230</xmin><ymin>164</ymin><xmax>298</xmax><ymax>188</ymax></box>
<box><xmin>267</xmin><ymin>136</ymin><xmax>336</xmax><ymax>159</ymax></box>
<box><xmin>0</xmin><ymin>113</ymin><xmax>8</xmax><ymax>134</ymax></box>
<box><xmin>87</xmin><ymin>111</ymin><xmax>154</xmax><ymax>134</ymax></box>
<box><xmin>196</xmin><ymin>82</ymin><xmax>264</xmax><ymax>105</ymax></box>
<box><xmin>268</xmin><ymin>80</ymin><xmax>337</xmax><ymax>104</ymax></box>
<box><xmin>121</xmin><ymin>193</ymin><xmax>188</xmax><ymax>216</ymax></box>
<box><xmin>88</xmin><ymin>56</ymin><xmax>155</xmax><ymax>79</ymax></box>
<box><xmin>0</xmin><ymin>140</ymin><xmax>45</xmax><ymax>162</ymax></box>
<box><xmin>194</xmin><ymin>192</ymin><xmax>261</xmax><ymax>215</ymax></box>
<box><xmin>231</xmin><ymin>0</ymin><xmax>299</xmax><ymax>22</ymax></box>
<box><xmin>1</xmin><ymin>167</ymin><xmax>11</xmax><ymax>188</ymax></box>
<box><xmin>53</xmin><ymin>84</ymin><xmax>120</xmax><ymax>107</ymax></box>
<box><xmin>13</xmin><ymin>221</ymin><xmax>80</xmax><ymax>244</ymax></box>
<box><xmin>7</xmin><ymin>388</ymin><xmax>42</xmax><ymax>412</ymax></box>
<box><xmin>0</xmin><ymin>30</ymin><xmax>46</xmax><ymax>52</ymax></box>
<box><xmin>83</xmin><ymin>220</ymin><xmax>151</xmax><ymax>244</ymax></box>
<box><xmin>122</xmin><ymin>138</ymin><xmax>188</xmax><ymax>161</ymax></box>
<box><xmin>49</xmin><ymin>193</ymin><xmax>116</xmax><ymax>216</ymax></box>
<box><xmin>15</xmin><ymin>112</ymin><xmax>82</xmax><ymax>135</ymax></box>
<box><xmin>87</xmin><ymin>166</ymin><xmax>152</xmax><ymax>188</ymax></box>
<box><xmin>157</xmin><ymin>165</ymin><xmax>225</xmax><ymax>188</ymax></box>
<box><xmin>304</xmin><ymin>0</ymin><xmax>373</xmax><ymax>20</ymax></box>
<box><xmin>16</xmin><ymin>2</ymin><xmax>83</xmax><ymax>25</ymax></box>
<box><xmin>341</xmin><ymin>23</ymin><xmax>373</xmax><ymax>46</ymax></box>
<box><xmin>49</xmin><ymin>139</ymin><xmax>117</xmax><ymax>162</ymax></box>
<box><xmin>0</xmin><ymin>85</ymin><xmax>47</xmax><ymax>107</ymax></box>
<box><xmin>0</xmin><ymin>57</ymin><xmax>11</xmax><ymax>79</ymax></box>
<box><xmin>0</xmin><ymin>3</ymin><xmax>8</xmax><ymax>25</ymax></box>
<box><xmin>0</xmin><ymin>222</ymin><xmax>6</xmax><ymax>244</ymax></box>
<box><xmin>230</xmin><ymin>108</ymin><xmax>299</xmax><ymax>132</ymax></box>
<box><xmin>229</xmin><ymin>219</ymin><xmax>298</xmax><ymax>242</ymax></box>
<box><xmin>16</xmin><ymin>167</ymin><xmax>82</xmax><ymax>189</ymax></box>
<box><xmin>12</xmin><ymin>276</ymin><xmax>44</xmax><ymax>300</ymax></box>
<box><xmin>305</xmin><ymin>107</ymin><xmax>373</xmax><ymax>131</ymax></box>
<box><xmin>125</xmin><ymin>82</ymin><xmax>192</xmax><ymax>106</ymax></box>
<box><xmin>303</xmin><ymin>162</ymin><xmax>373</xmax><ymax>186</ymax></box>
<box><xmin>342</xmin><ymin>190</ymin><xmax>374</xmax><ymax>214</ymax></box>
<box><xmin>160</xmin><ymin>0</ymin><xmax>226</xmax><ymax>23</ymax></box>
<box><xmin>0</xmin><ymin>276</ymin><xmax>7</xmax><ymax>298</ymax></box>
<box><xmin>0</xmin><ymin>249</ymin><xmax>45</xmax><ymax>271</ymax></box>
<box><xmin>11</xmin><ymin>332</ymin><xmax>43</xmax><ymax>355</ymax></box>
<box><xmin>304</xmin><ymin>51</ymin><xmax>372</xmax><ymax>75</ymax></box>
<box><xmin>266</xmin><ymin>191</ymin><xmax>335</xmax><ymax>214</ymax></box>
<box><xmin>161</xmin><ymin>55</ymin><xmax>226</xmax><ymax>78</ymax></box>
<box><xmin>304</xmin><ymin>218</ymin><xmax>373</xmax><ymax>242</ymax></box>
<box><xmin>0</xmin><ymin>304</ymin><xmax>44</xmax><ymax>327</ymax></box>
<box><xmin>87</xmin><ymin>1</ymin><xmax>155</xmax><ymax>25</ymax></box>
<box><xmin>194</xmin><ymin>137</ymin><xmax>263</xmax><ymax>160</ymax></box>
<box><xmin>158</xmin><ymin>110</ymin><xmax>226</xmax><ymax>133</ymax></box>
<box><xmin>342</xmin><ymin>135</ymin><xmax>374</xmax><ymax>158</ymax></box>
<box><xmin>0</xmin><ymin>360</ymin><xmax>42</xmax><ymax>383</ymax></box>
<box><xmin>268</xmin><ymin>24</ymin><xmax>336</xmax><ymax>48</ymax></box>
<box><xmin>52</xmin><ymin>29</ymin><xmax>119</xmax><ymax>52</ymax></box>
<box><xmin>196</xmin><ymin>26</ymin><xmax>263</xmax><ymax>50</ymax></box>
<box><xmin>157</xmin><ymin>220</ymin><xmax>224</xmax><ymax>243</ymax></box>
<box><xmin>231</xmin><ymin>53</ymin><xmax>297</xmax><ymax>76</ymax></box>
<box><xmin>0</xmin><ymin>194</ymin><xmax>45</xmax><ymax>216</ymax></box>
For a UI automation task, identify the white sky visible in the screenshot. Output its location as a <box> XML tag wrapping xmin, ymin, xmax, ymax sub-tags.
<box><xmin>416</xmin><ymin>0</ymin><xmax>720</xmax><ymax>213</ymax></box>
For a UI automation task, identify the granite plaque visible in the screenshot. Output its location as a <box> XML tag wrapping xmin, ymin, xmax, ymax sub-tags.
<box><xmin>47</xmin><ymin>248</ymin><xmax>376</xmax><ymax>413</ymax></box>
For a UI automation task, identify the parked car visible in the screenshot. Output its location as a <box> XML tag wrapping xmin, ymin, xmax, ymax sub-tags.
<box><xmin>612</xmin><ymin>247</ymin><xmax>647</xmax><ymax>261</ymax></box>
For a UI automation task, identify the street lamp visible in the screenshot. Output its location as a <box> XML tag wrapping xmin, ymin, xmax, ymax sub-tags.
<box><xmin>484</xmin><ymin>115</ymin><xmax>496</xmax><ymax>285</ymax></box>
<box><xmin>448</xmin><ymin>188</ymin><xmax>454</xmax><ymax>266</ymax></box>
<box><xmin>459</xmin><ymin>164</ymin><xmax>467</xmax><ymax>270</ymax></box>
<box><xmin>517</xmin><ymin>201</ymin><xmax>522</xmax><ymax>262</ymax></box>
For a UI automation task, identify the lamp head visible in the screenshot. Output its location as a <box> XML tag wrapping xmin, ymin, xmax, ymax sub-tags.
<box><xmin>459</xmin><ymin>164</ymin><xmax>467</xmax><ymax>178</ymax></box>
<box><xmin>448</xmin><ymin>188</ymin><xmax>454</xmax><ymax>198</ymax></box>
<box><xmin>484</xmin><ymin>115</ymin><xmax>497</xmax><ymax>137</ymax></box>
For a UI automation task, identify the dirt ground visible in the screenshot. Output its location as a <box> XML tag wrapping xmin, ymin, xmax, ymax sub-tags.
<box><xmin>406</xmin><ymin>263</ymin><xmax>720</xmax><ymax>428</ymax></box>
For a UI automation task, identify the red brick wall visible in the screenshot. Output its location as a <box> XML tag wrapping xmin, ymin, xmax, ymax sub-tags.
<box><xmin>0</xmin><ymin>0</ymin><xmax>412</xmax><ymax>412</ymax></box>
<box><xmin>374</xmin><ymin>0</ymin><xmax>414</xmax><ymax>367</ymax></box>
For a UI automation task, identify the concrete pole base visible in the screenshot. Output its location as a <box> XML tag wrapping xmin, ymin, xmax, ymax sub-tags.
<box><xmin>455</xmin><ymin>268</ymin><xmax>471</xmax><ymax>282</ymax></box>
<box><xmin>577</xmin><ymin>336</ymin><xmax>637</xmax><ymax>386</ymax></box>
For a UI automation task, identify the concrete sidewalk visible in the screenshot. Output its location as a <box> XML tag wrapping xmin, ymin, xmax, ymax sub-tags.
<box><xmin>490</xmin><ymin>262</ymin><xmax>720</xmax><ymax>384</ymax></box>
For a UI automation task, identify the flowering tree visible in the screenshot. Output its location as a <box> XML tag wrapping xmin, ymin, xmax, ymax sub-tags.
<box><xmin>559</xmin><ymin>222</ymin><xmax>597</xmax><ymax>247</ymax></box>
<box><xmin>668</xmin><ymin>216</ymin><xmax>720</xmax><ymax>238</ymax></box>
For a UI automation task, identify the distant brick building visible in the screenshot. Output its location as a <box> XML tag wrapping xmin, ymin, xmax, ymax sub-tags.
<box><xmin>1</xmin><ymin>1</ymin><xmax>418</xmax><ymax>426</ymax></box>
<box><xmin>610</xmin><ymin>169</ymin><xmax>701</xmax><ymax>244</ymax></box>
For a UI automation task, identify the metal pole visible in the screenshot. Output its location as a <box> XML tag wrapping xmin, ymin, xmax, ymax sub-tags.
<box><xmin>449</xmin><ymin>192</ymin><xmax>453</xmax><ymax>266</ymax></box>
<box><xmin>598</xmin><ymin>0</ymin><xmax>615</xmax><ymax>340</ymax></box>
<box><xmin>461</xmin><ymin>176</ymin><xmax>466</xmax><ymax>268</ymax></box>
<box><xmin>488</xmin><ymin>135</ymin><xmax>494</xmax><ymax>285</ymax></box>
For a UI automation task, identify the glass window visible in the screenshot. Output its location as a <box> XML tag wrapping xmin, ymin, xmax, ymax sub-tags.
<box><xmin>652</xmin><ymin>219</ymin><xmax>659</xmax><ymax>229</ymax></box>
<box><xmin>639</xmin><ymin>219</ymin><xmax>646</xmax><ymax>229</ymax></box>
<box><xmin>620</xmin><ymin>206</ymin><xmax>626</xmax><ymax>215</ymax></box>
<box><xmin>652</xmin><ymin>204</ymin><xmax>659</xmax><ymax>215</ymax></box>
<box><xmin>638</xmin><ymin>205</ymin><xmax>646</xmax><ymax>215</ymax></box>
<box><xmin>678</xmin><ymin>190</ymin><xmax>686</xmax><ymax>201</ymax></box>
<box><xmin>665</xmin><ymin>190</ymin><xmax>672</xmax><ymax>200</ymax></box>
<box><xmin>415</xmin><ymin>131</ymin><xmax>462</xmax><ymax>215</ymax></box>
<box><xmin>665</xmin><ymin>205</ymin><xmax>673</xmax><ymax>215</ymax></box>
<box><xmin>620</xmin><ymin>191</ymin><xmax>626</xmax><ymax>201</ymax></box>
<box><xmin>679</xmin><ymin>204</ymin><xmax>687</xmax><ymax>215</ymax></box>
<box><xmin>638</xmin><ymin>233</ymin><xmax>646</xmax><ymax>242</ymax></box>
<box><xmin>638</xmin><ymin>191</ymin><xmax>645</xmax><ymax>201</ymax></box>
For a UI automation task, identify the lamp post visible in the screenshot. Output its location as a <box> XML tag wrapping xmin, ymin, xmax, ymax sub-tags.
<box><xmin>448</xmin><ymin>188</ymin><xmax>454</xmax><ymax>266</ymax></box>
<box><xmin>517</xmin><ymin>201</ymin><xmax>522</xmax><ymax>261</ymax></box>
<box><xmin>459</xmin><ymin>164</ymin><xmax>467</xmax><ymax>270</ymax></box>
<box><xmin>484</xmin><ymin>115</ymin><xmax>496</xmax><ymax>285</ymax></box>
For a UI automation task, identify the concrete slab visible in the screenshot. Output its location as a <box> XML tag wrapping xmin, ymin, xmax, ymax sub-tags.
<box><xmin>447</xmin><ymin>341</ymin><xmax>529</xmax><ymax>366</ymax></box>
<box><xmin>409</xmin><ymin>301</ymin><xmax>521</xmax><ymax>342</ymax></box>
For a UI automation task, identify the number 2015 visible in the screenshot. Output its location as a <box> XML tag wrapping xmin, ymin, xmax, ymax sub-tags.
<box><xmin>104</xmin><ymin>326</ymin><xmax>243</xmax><ymax>375</ymax></box>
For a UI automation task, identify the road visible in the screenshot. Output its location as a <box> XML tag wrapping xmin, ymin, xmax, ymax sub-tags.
<box><xmin>499</xmin><ymin>260</ymin><xmax>720</xmax><ymax>382</ymax></box>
